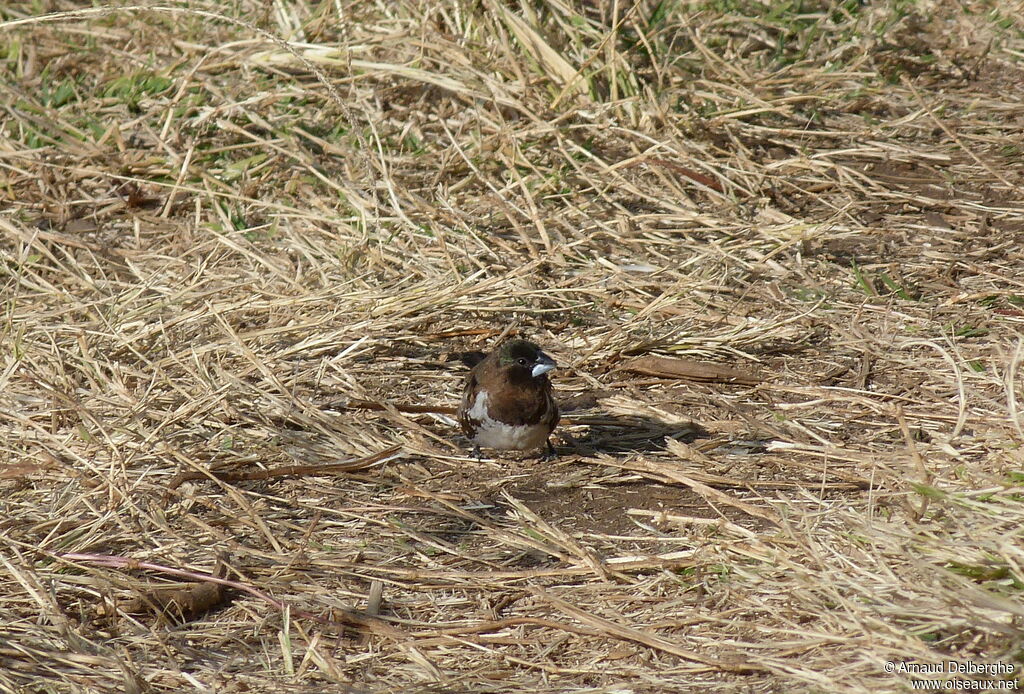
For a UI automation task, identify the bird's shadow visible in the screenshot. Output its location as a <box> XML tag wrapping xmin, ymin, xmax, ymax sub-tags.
<box><xmin>558</xmin><ymin>417</ymin><xmax>705</xmax><ymax>455</ymax></box>
<box><xmin>555</xmin><ymin>392</ymin><xmax>706</xmax><ymax>455</ymax></box>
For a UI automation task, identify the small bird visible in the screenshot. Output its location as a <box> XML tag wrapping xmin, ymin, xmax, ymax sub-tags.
<box><xmin>457</xmin><ymin>339</ymin><xmax>559</xmax><ymax>458</ymax></box>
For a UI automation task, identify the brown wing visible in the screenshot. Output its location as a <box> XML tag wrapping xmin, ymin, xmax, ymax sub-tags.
<box><xmin>457</xmin><ymin>371</ymin><xmax>480</xmax><ymax>438</ymax></box>
<box><xmin>541</xmin><ymin>381</ymin><xmax>559</xmax><ymax>436</ymax></box>
<box><xmin>485</xmin><ymin>374</ymin><xmax>557</xmax><ymax>429</ymax></box>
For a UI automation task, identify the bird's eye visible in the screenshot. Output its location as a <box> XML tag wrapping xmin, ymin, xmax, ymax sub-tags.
<box><xmin>517</xmin><ymin>358</ymin><xmax>528</xmax><ymax>366</ymax></box>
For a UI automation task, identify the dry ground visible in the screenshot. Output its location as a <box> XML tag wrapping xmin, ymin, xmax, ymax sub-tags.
<box><xmin>2</xmin><ymin>1</ymin><xmax>1024</xmax><ymax>692</ymax></box>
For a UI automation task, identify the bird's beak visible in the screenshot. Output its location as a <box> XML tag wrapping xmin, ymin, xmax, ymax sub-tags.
<box><xmin>531</xmin><ymin>351</ymin><xmax>557</xmax><ymax>378</ymax></box>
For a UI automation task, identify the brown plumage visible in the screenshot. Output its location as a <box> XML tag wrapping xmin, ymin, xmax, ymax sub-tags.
<box><xmin>456</xmin><ymin>339</ymin><xmax>559</xmax><ymax>457</ymax></box>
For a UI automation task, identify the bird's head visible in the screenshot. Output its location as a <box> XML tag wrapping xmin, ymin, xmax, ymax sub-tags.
<box><xmin>497</xmin><ymin>339</ymin><xmax>557</xmax><ymax>380</ymax></box>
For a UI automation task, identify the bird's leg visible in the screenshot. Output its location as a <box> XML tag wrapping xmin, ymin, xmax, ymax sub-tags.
<box><xmin>471</xmin><ymin>444</ymin><xmax>483</xmax><ymax>461</ymax></box>
<box><xmin>542</xmin><ymin>438</ymin><xmax>557</xmax><ymax>461</ymax></box>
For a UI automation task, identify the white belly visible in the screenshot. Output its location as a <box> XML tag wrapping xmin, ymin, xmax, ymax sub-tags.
<box><xmin>473</xmin><ymin>420</ymin><xmax>550</xmax><ymax>450</ymax></box>
<box><xmin>467</xmin><ymin>391</ymin><xmax>550</xmax><ymax>450</ymax></box>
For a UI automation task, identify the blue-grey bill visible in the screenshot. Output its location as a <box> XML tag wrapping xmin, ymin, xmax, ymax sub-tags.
<box><xmin>532</xmin><ymin>354</ymin><xmax>556</xmax><ymax>378</ymax></box>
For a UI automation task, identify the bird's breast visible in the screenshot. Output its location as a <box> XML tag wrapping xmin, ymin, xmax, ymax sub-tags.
<box><xmin>464</xmin><ymin>390</ymin><xmax>551</xmax><ymax>450</ymax></box>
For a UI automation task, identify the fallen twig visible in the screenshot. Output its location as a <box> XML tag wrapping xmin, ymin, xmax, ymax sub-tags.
<box><xmin>55</xmin><ymin>552</ymin><xmax>406</xmax><ymax>638</ymax></box>
<box><xmin>165</xmin><ymin>445</ymin><xmax>403</xmax><ymax>495</ymax></box>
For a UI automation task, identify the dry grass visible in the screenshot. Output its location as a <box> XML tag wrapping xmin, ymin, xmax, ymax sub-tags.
<box><xmin>2</xmin><ymin>0</ymin><xmax>1024</xmax><ymax>691</ymax></box>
